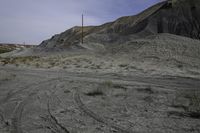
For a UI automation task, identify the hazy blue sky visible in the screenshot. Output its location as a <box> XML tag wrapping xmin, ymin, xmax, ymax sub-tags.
<box><xmin>0</xmin><ymin>0</ymin><xmax>160</xmax><ymax>45</ymax></box>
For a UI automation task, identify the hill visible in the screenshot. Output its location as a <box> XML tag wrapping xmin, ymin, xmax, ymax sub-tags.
<box><xmin>1</xmin><ymin>0</ymin><xmax>200</xmax><ymax>78</ymax></box>
<box><xmin>39</xmin><ymin>0</ymin><xmax>200</xmax><ymax>50</ymax></box>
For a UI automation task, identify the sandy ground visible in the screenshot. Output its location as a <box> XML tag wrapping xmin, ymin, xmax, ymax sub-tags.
<box><xmin>0</xmin><ymin>64</ymin><xmax>200</xmax><ymax>133</ymax></box>
<box><xmin>0</xmin><ymin>52</ymin><xmax>200</xmax><ymax>79</ymax></box>
<box><xmin>1</xmin><ymin>2</ymin><xmax>200</xmax><ymax>132</ymax></box>
<box><xmin>0</xmin><ymin>34</ymin><xmax>200</xmax><ymax>133</ymax></box>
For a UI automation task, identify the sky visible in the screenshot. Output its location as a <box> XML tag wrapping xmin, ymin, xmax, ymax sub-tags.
<box><xmin>0</xmin><ymin>0</ymin><xmax>161</xmax><ymax>45</ymax></box>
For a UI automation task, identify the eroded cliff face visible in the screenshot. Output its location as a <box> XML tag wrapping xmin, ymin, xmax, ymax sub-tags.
<box><xmin>171</xmin><ymin>0</ymin><xmax>200</xmax><ymax>7</ymax></box>
<box><xmin>145</xmin><ymin>1</ymin><xmax>200</xmax><ymax>39</ymax></box>
<box><xmin>39</xmin><ymin>0</ymin><xmax>200</xmax><ymax>49</ymax></box>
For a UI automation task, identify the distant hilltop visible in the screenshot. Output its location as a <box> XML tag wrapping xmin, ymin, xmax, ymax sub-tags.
<box><xmin>39</xmin><ymin>0</ymin><xmax>200</xmax><ymax>50</ymax></box>
<box><xmin>0</xmin><ymin>43</ymin><xmax>34</xmax><ymax>54</ymax></box>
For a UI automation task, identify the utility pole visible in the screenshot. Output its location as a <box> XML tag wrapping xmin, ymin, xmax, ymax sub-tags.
<box><xmin>81</xmin><ymin>14</ymin><xmax>84</xmax><ymax>44</ymax></box>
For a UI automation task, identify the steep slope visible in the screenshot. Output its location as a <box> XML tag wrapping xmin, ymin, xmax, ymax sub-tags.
<box><xmin>39</xmin><ymin>1</ymin><xmax>167</xmax><ymax>49</ymax></box>
<box><xmin>145</xmin><ymin>0</ymin><xmax>200</xmax><ymax>38</ymax></box>
<box><xmin>39</xmin><ymin>0</ymin><xmax>200</xmax><ymax>50</ymax></box>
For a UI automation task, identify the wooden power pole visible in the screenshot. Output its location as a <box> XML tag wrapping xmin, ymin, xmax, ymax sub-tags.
<box><xmin>81</xmin><ymin>14</ymin><xmax>84</xmax><ymax>44</ymax></box>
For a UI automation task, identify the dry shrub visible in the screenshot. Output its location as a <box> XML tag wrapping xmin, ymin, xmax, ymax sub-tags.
<box><xmin>85</xmin><ymin>88</ymin><xmax>104</xmax><ymax>96</ymax></box>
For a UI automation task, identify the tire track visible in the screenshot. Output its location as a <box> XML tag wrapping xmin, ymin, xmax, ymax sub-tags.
<box><xmin>47</xmin><ymin>100</ymin><xmax>70</xmax><ymax>133</ymax></box>
<box><xmin>73</xmin><ymin>89</ymin><xmax>135</xmax><ymax>133</ymax></box>
<box><xmin>0</xmin><ymin>78</ymin><xmax>62</xmax><ymax>105</ymax></box>
<box><xmin>9</xmin><ymin>78</ymin><xmax>70</xmax><ymax>133</ymax></box>
<box><xmin>0</xmin><ymin>109</ymin><xmax>8</xmax><ymax>127</ymax></box>
<box><xmin>11</xmin><ymin>93</ymin><xmax>35</xmax><ymax>133</ymax></box>
<box><xmin>1</xmin><ymin>67</ymin><xmax>199</xmax><ymax>133</ymax></box>
<box><xmin>9</xmin><ymin>78</ymin><xmax>63</xmax><ymax>133</ymax></box>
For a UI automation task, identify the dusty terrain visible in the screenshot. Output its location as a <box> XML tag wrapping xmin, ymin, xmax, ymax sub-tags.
<box><xmin>1</xmin><ymin>22</ymin><xmax>200</xmax><ymax>133</ymax></box>
<box><xmin>1</xmin><ymin>34</ymin><xmax>200</xmax><ymax>79</ymax></box>
<box><xmin>0</xmin><ymin>1</ymin><xmax>200</xmax><ymax>132</ymax></box>
<box><xmin>0</xmin><ymin>40</ymin><xmax>200</xmax><ymax>132</ymax></box>
<box><xmin>0</xmin><ymin>65</ymin><xmax>200</xmax><ymax>133</ymax></box>
<box><xmin>0</xmin><ymin>35</ymin><xmax>200</xmax><ymax>133</ymax></box>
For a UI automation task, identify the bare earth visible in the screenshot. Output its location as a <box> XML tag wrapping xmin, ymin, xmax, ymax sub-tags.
<box><xmin>0</xmin><ymin>64</ymin><xmax>200</xmax><ymax>133</ymax></box>
<box><xmin>1</xmin><ymin>1</ymin><xmax>200</xmax><ymax>132</ymax></box>
<box><xmin>0</xmin><ymin>34</ymin><xmax>200</xmax><ymax>132</ymax></box>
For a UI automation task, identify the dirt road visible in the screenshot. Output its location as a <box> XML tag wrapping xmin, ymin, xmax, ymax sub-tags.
<box><xmin>0</xmin><ymin>66</ymin><xmax>200</xmax><ymax>133</ymax></box>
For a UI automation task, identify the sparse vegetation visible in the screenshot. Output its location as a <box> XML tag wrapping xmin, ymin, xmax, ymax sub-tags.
<box><xmin>177</xmin><ymin>64</ymin><xmax>183</xmax><ymax>69</ymax></box>
<box><xmin>0</xmin><ymin>56</ymin><xmax>40</xmax><ymax>66</ymax></box>
<box><xmin>85</xmin><ymin>88</ymin><xmax>104</xmax><ymax>96</ymax></box>
<box><xmin>119</xmin><ymin>64</ymin><xmax>128</xmax><ymax>68</ymax></box>
<box><xmin>102</xmin><ymin>80</ymin><xmax>113</xmax><ymax>88</ymax></box>
<box><xmin>85</xmin><ymin>80</ymin><xmax>114</xmax><ymax>97</ymax></box>
<box><xmin>0</xmin><ymin>44</ymin><xmax>25</xmax><ymax>54</ymax></box>
<box><xmin>0</xmin><ymin>1</ymin><xmax>200</xmax><ymax>132</ymax></box>
<box><xmin>113</xmin><ymin>84</ymin><xmax>127</xmax><ymax>90</ymax></box>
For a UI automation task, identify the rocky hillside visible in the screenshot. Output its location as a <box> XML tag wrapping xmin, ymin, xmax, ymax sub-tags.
<box><xmin>39</xmin><ymin>0</ymin><xmax>200</xmax><ymax>50</ymax></box>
